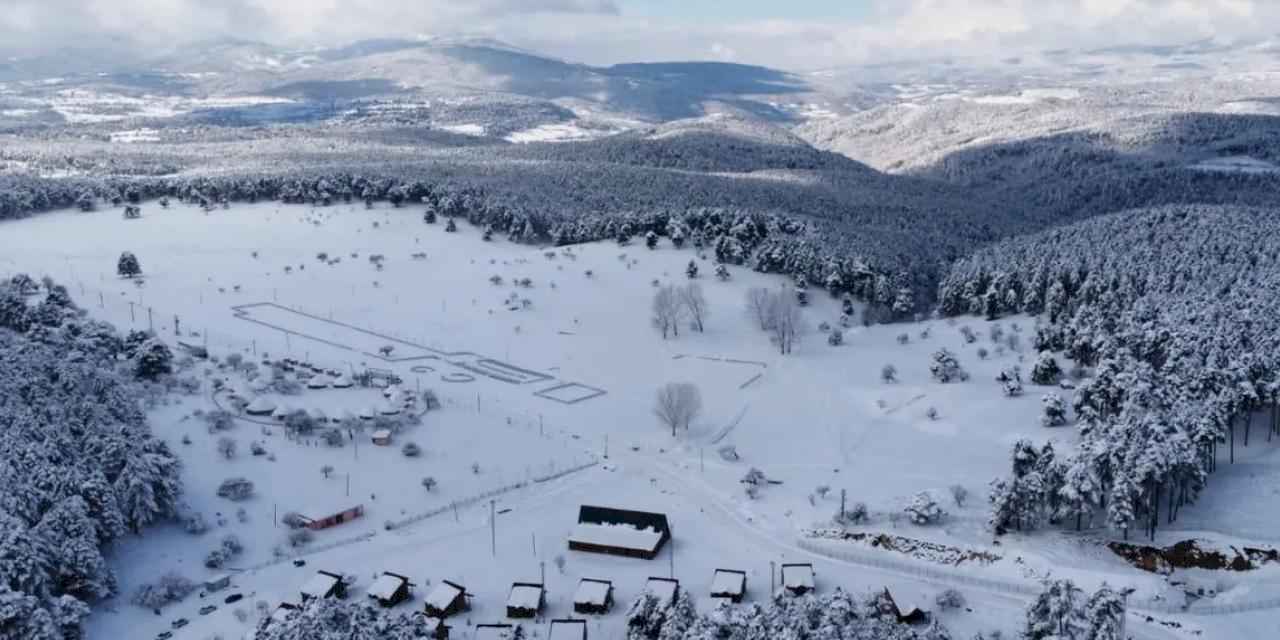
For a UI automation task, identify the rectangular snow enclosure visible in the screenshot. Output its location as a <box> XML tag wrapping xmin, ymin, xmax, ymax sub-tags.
<box><xmin>572</xmin><ymin>579</ymin><xmax>613</xmax><ymax>614</ymax></box>
<box><xmin>299</xmin><ymin>503</ymin><xmax>365</xmax><ymax>530</ymax></box>
<box><xmin>204</xmin><ymin>574</ymin><xmax>232</xmax><ymax>592</ymax></box>
<box><xmin>644</xmin><ymin>577</ymin><xmax>679</xmax><ymax>605</ymax></box>
<box><xmin>300</xmin><ymin>570</ymin><xmax>345</xmax><ymax>601</ymax></box>
<box><xmin>475</xmin><ymin>624</ymin><xmax>517</xmax><ymax>640</ymax></box>
<box><xmin>710</xmin><ymin>569</ymin><xmax>747</xmax><ymax>603</ymax></box>
<box><xmin>549</xmin><ymin>619</ymin><xmax>588</xmax><ymax>640</ymax></box>
<box><xmin>780</xmin><ymin>564</ymin><xmax>815</xmax><ymax>596</ymax></box>
<box><xmin>506</xmin><ymin>582</ymin><xmax>545</xmax><ymax>618</ymax></box>
<box><xmin>568</xmin><ymin>505</ymin><xmax>670</xmax><ymax>559</ymax></box>
<box><xmin>367</xmin><ymin>572</ymin><xmax>412</xmax><ymax>607</ymax></box>
<box><xmin>424</xmin><ymin>580</ymin><xmax>469</xmax><ymax>618</ymax></box>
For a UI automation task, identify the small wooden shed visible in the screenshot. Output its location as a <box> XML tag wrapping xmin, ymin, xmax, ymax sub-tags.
<box><xmin>371</xmin><ymin>429</ymin><xmax>393</xmax><ymax>446</ymax></box>
<box><xmin>710</xmin><ymin>569</ymin><xmax>747</xmax><ymax>603</ymax></box>
<box><xmin>506</xmin><ymin>582</ymin><xmax>545</xmax><ymax>618</ymax></box>
<box><xmin>203</xmin><ymin>574</ymin><xmax>232</xmax><ymax>592</ymax></box>
<box><xmin>568</xmin><ymin>505</ymin><xmax>671</xmax><ymax>560</ymax></box>
<box><xmin>299</xmin><ymin>503</ymin><xmax>365</xmax><ymax>530</ymax></box>
<box><xmin>367</xmin><ymin>571</ymin><xmax>413</xmax><ymax>607</ymax></box>
<box><xmin>572</xmin><ymin>578</ymin><xmax>613</xmax><ymax>615</ymax></box>
<box><xmin>424</xmin><ymin>580</ymin><xmax>469</xmax><ymax>618</ymax></box>
<box><xmin>300</xmin><ymin>570</ymin><xmax>346</xmax><ymax>601</ymax></box>
<box><xmin>780</xmin><ymin>563</ymin><xmax>816</xmax><ymax>597</ymax></box>
<box><xmin>644</xmin><ymin>577</ymin><xmax>679</xmax><ymax>605</ymax></box>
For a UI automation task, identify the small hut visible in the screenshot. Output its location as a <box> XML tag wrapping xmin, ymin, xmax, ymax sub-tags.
<box><xmin>882</xmin><ymin>589</ymin><xmax>931</xmax><ymax>625</ymax></box>
<box><xmin>300</xmin><ymin>570</ymin><xmax>346</xmax><ymax>601</ymax></box>
<box><xmin>475</xmin><ymin>624</ymin><xmax>517</xmax><ymax>640</ymax></box>
<box><xmin>379</xmin><ymin>399</ymin><xmax>402</xmax><ymax>416</ymax></box>
<box><xmin>710</xmin><ymin>569</ymin><xmax>747</xmax><ymax>603</ymax></box>
<box><xmin>333</xmin><ymin>374</ymin><xmax>354</xmax><ymax>389</ymax></box>
<box><xmin>548</xmin><ymin>619</ymin><xmax>588</xmax><ymax>640</ymax></box>
<box><xmin>424</xmin><ymin>580</ymin><xmax>469</xmax><ymax>618</ymax></box>
<box><xmin>371</xmin><ymin>429</ymin><xmax>393</xmax><ymax>446</ymax></box>
<box><xmin>572</xmin><ymin>579</ymin><xmax>613</xmax><ymax>615</ymax></box>
<box><xmin>367</xmin><ymin>572</ymin><xmax>413</xmax><ymax>608</ymax></box>
<box><xmin>272</xmin><ymin>404</ymin><xmax>292</xmax><ymax>421</ymax></box>
<box><xmin>780</xmin><ymin>564</ymin><xmax>815</xmax><ymax>597</ymax></box>
<box><xmin>424</xmin><ymin>616</ymin><xmax>450</xmax><ymax>640</ymax></box>
<box><xmin>307</xmin><ymin>375</ymin><xmax>331</xmax><ymax>389</ymax></box>
<box><xmin>506</xmin><ymin>582</ymin><xmax>545</xmax><ymax>618</ymax></box>
<box><xmin>644</xmin><ymin>577</ymin><xmax>679</xmax><ymax>605</ymax></box>
<box><xmin>204</xmin><ymin>574</ymin><xmax>232</xmax><ymax>592</ymax></box>
<box><xmin>246</xmin><ymin>397</ymin><xmax>276</xmax><ymax>416</ymax></box>
<box><xmin>298</xmin><ymin>503</ymin><xmax>365</xmax><ymax>530</ymax></box>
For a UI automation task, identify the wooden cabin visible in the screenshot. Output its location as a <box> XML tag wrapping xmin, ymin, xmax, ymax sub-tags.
<box><xmin>367</xmin><ymin>572</ymin><xmax>413</xmax><ymax>607</ymax></box>
<box><xmin>710</xmin><ymin>569</ymin><xmax>747</xmax><ymax>603</ymax></box>
<box><xmin>424</xmin><ymin>616</ymin><xmax>450</xmax><ymax>640</ymax></box>
<box><xmin>644</xmin><ymin>577</ymin><xmax>679</xmax><ymax>605</ymax></box>
<box><xmin>203</xmin><ymin>574</ymin><xmax>232</xmax><ymax>593</ymax></box>
<box><xmin>424</xmin><ymin>580</ymin><xmax>469</xmax><ymax>618</ymax></box>
<box><xmin>572</xmin><ymin>578</ymin><xmax>613</xmax><ymax>615</ymax></box>
<box><xmin>780</xmin><ymin>563</ymin><xmax>816</xmax><ymax>597</ymax></box>
<box><xmin>300</xmin><ymin>570</ymin><xmax>346</xmax><ymax>601</ymax></box>
<box><xmin>548</xmin><ymin>619</ymin><xmax>588</xmax><ymax>640</ymax></box>
<box><xmin>371</xmin><ymin>429</ymin><xmax>393</xmax><ymax>446</ymax></box>
<box><xmin>506</xmin><ymin>582</ymin><xmax>545</xmax><ymax>618</ymax></box>
<box><xmin>882</xmin><ymin>588</ymin><xmax>931</xmax><ymax>625</ymax></box>
<box><xmin>568</xmin><ymin>505</ymin><xmax>671</xmax><ymax>560</ymax></box>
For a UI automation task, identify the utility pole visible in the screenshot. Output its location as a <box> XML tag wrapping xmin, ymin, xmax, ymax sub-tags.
<box><xmin>345</xmin><ymin>474</ymin><xmax>350</xmax><ymax>497</ymax></box>
<box><xmin>841</xmin><ymin>489</ymin><xmax>847</xmax><ymax>521</ymax></box>
<box><xmin>129</xmin><ymin>301</ymin><xmax>135</xmax><ymax>323</ymax></box>
<box><xmin>490</xmin><ymin>500</ymin><xmax>497</xmax><ymax>557</ymax></box>
<box><xmin>668</xmin><ymin>524</ymin><xmax>675</xmax><ymax>579</ymax></box>
<box><xmin>147</xmin><ymin>307</ymin><xmax>153</xmax><ymax>332</ymax></box>
<box><xmin>174</xmin><ymin>314</ymin><xmax>180</xmax><ymax>337</ymax></box>
<box><xmin>700</xmin><ymin>448</ymin><xmax>704</xmax><ymax>472</ymax></box>
<box><xmin>770</xmin><ymin>561</ymin><xmax>776</xmax><ymax>597</ymax></box>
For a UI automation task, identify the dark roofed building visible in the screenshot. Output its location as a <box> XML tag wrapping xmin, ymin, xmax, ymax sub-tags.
<box><xmin>568</xmin><ymin>505</ymin><xmax>671</xmax><ymax>560</ymax></box>
<box><xmin>506</xmin><ymin>582</ymin><xmax>545</xmax><ymax>618</ymax></box>
<box><xmin>424</xmin><ymin>580</ymin><xmax>469</xmax><ymax>618</ymax></box>
<box><xmin>780</xmin><ymin>563</ymin><xmax>815</xmax><ymax>597</ymax></box>
<box><xmin>710</xmin><ymin>569</ymin><xmax>747</xmax><ymax>603</ymax></box>
<box><xmin>572</xmin><ymin>578</ymin><xmax>614</xmax><ymax>615</ymax></box>
<box><xmin>367</xmin><ymin>572</ymin><xmax>413</xmax><ymax>607</ymax></box>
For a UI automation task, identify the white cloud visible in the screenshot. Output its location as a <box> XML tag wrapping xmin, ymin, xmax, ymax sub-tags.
<box><xmin>1</xmin><ymin>0</ymin><xmax>1276</xmax><ymax>69</ymax></box>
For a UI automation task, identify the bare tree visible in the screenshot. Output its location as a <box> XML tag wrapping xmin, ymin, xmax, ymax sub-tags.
<box><xmin>653</xmin><ymin>382</ymin><xmax>702</xmax><ymax>437</ymax></box>
<box><xmin>767</xmin><ymin>292</ymin><xmax>802</xmax><ymax>355</ymax></box>
<box><xmin>679</xmin><ymin>283</ymin><xmax>709</xmax><ymax>332</ymax></box>
<box><xmin>216</xmin><ymin>436</ymin><xmax>237</xmax><ymax>459</ymax></box>
<box><xmin>745</xmin><ymin>287</ymin><xmax>772</xmax><ymax>330</ymax></box>
<box><xmin>651</xmin><ymin>284</ymin><xmax>684</xmax><ymax>339</ymax></box>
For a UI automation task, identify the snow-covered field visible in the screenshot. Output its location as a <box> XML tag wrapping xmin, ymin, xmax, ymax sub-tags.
<box><xmin>1</xmin><ymin>202</ymin><xmax>1276</xmax><ymax>640</ymax></box>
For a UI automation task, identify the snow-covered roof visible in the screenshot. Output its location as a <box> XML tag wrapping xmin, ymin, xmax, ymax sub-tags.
<box><xmin>307</xmin><ymin>375</ymin><xmax>330</xmax><ymax>388</ymax></box>
<box><xmin>711</xmin><ymin>570</ymin><xmax>746</xmax><ymax>595</ymax></box>
<box><xmin>299</xmin><ymin>501</ymin><xmax>361</xmax><ymax>521</ymax></box>
<box><xmin>309</xmin><ymin>408</ymin><xmax>328</xmax><ymax>421</ymax></box>
<box><xmin>371</xmin><ymin>428</ymin><xmax>392</xmax><ymax>439</ymax></box>
<box><xmin>645</xmin><ymin>578</ymin><xmax>678</xmax><ymax>603</ymax></box>
<box><xmin>249</xmin><ymin>378</ymin><xmax>271</xmax><ymax>392</ymax></box>
<box><xmin>367</xmin><ymin>573</ymin><xmax>406</xmax><ymax>601</ymax></box>
<box><xmin>573</xmin><ymin>579</ymin><xmax>611</xmax><ymax>606</ymax></box>
<box><xmin>474</xmin><ymin>625</ymin><xmax>515</xmax><ymax>640</ymax></box>
<box><xmin>273</xmin><ymin>404</ymin><xmax>292</xmax><ymax>418</ymax></box>
<box><xmin>301</xmin><ymin>572</ymin><xmax>339</xmax><ymax>598</ymax></box>
<box><xmin>359</xmin><ymin>406</ymin><xmax>376</xmax><ymax>419</ymax></box>
<box><xmin>549</xmin><ymin>619</ymin><xmax>588</xmax><ymax>640</ymax></box>
<box><xmin>425</xmin><ymin>581</ymin><xmax>463</xmax><ymax>611</ymax></box>
<box><xmin>507</xmin><ymin>584</ymin><xmax>543</xmax><ymax>610</ymax></box>
<box><xmin>782</xmin><ymin>564</ymin><xmax>815</xmax><ymax>590</ymax></box>
<box><xmin>379</xmin><ymin>399</ymin><xmax>401</xmax><ymax>415</ymax></box>
<box><xmin>383</xmin><ymin>385</ymin><xmax>402</xmax><ymax>398</ymax></box>
<box><xmin>246</xmin><ymin>397</ymin><xmax>276</xmax><ymax>413</ymax></box>
<box><xmin>569</xmin><ymin>522</ymin><xmax>664</xmax><ymax>552</ymax></box>
<box><xmin>332</xmin><ymin>375</ymin><xmax>354</xmax><ymax>388</ymax></box>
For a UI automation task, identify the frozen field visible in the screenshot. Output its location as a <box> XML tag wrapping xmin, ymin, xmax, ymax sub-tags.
<box><xmin>2</xmin><ymin>201</ymin><xmax>1277</xmax><ymax>639</ymax></box>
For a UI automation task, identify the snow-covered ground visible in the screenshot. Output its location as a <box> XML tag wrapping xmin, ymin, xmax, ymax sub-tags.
<box><xmin>1188</xmin><ymin>155</ymin><xmax>1280</xmax><ymax>174</ymax></box>
<box><xmin>1</xmin><ymin>201</ymin><xmax>1276</xmax><ymax>640</ymax></box>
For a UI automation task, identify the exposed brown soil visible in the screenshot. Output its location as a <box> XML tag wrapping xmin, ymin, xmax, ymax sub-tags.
<box><xmin>1108</xmin><ymin>539</ymin><xmax>1280</xmax><ymax>574</ymax></box>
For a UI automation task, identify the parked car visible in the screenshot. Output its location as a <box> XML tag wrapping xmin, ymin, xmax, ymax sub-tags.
<box><xmin>224</xmin><ymin>593</ymin><xmax>244</xmax><ymax>604</ymax></box>
<box><xmin>156</xmin><ymin>632</ymin><xmax>173</xmax><ymax>640</ymax></box>
<box><xmin>199</xmin><ymin>605</ymin><xmax>217</xmax><ymax>615</ymax></box>
<box><xmin>171</xmin><ymin>618</ymin><xmax>189</xmax><ymax>629</ymax></box>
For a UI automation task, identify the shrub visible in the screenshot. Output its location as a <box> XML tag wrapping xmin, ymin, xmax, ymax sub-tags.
<box><xmin>905</xmin><ymin>492</ymin><xmax>945</xmax><ymax>525</ymax></box>
<box><xmin>936</xmin><ymin>588</ymin><xmax>966</xmax><ymax>610</ymax></box>
<box><xmin>949</xmin><ymin>484</ymin><xmax>969</xmax><ymax>507</ymax></box>
<box><xmin>216</xmin><ymin>477</ymin><xmax>254</xmax><ymax>501</ymax></box>
<box><xmin>402</xmin><ymin>442</ymin><xmax>421</xmax><ymax>457</ymax></box>
<box><xmin>287</xmin><ymin>528</ymin><xmax>314</xmax><ymax>547</ymax></box>
<box><xmin>926</xmin><ymin>406</ymin><xmax>939</xmax><ymax>420</ymax></box>
<box><xmin>929</xmin><ymin>349</ymin><xmax>967</xmax><ymax>383</ymax></box>
<box><xmin>182</xmin><ymin>511</ymin><xmax>209</xmax><ymax>535</ymax></box>
<box><xmin>881</xmin><ymin>364</ymin><xmax>898</xmax><ymax>383</ymax></box>
<box><xmin>1030</xmin><ymin>351</ymin><xmax>1062</xmax><ymax>385</ymax></box>
<box><xmin>834</xmin><ymin>501</ymin><xmax>868</xmax><ymax>526</ymax></box>
<box><xmin>281</xmin><ymin>511</ymin><xmax>307</xmax><ymax>529</ymax></box>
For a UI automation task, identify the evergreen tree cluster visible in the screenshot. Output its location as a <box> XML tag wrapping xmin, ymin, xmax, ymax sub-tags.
<box><xmin>941</xmin><ymin>205</ymin><xmax>1280</xmax><ymax>540</ymax></box>
<box><xmin>0</xmin><ymin>275</ymin><xmax>184</xmax><ymax>639</ymax></box>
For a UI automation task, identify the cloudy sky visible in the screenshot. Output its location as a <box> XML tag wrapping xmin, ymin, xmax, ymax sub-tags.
<box><xmin>2</xmin><ymin>0</ymin><xmax>1276</xmax><ymax>69</ymax></box>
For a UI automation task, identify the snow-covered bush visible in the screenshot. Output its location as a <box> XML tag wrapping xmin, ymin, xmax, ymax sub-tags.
<box><xmin>421</xmin><ymin>476</ymin><xmax>437</xmax><ymax>491</ymax></box>
<box><xmin>834</xmin><ymin>501</ymin><xmax>868</xmax><ymax>526</ymax></box>
<box><xmin>216</xmin><ymin>477</ymin><xmax>254</xmax><ymax>501</ymax></box>
<box><xmin>827</xmin><ymin>329</ymin><xmax>844</xmax><ymax>346</ymax></box>
<box><xmin>949</xmin><ymin>484</ymin><xmax>969</xmax><ymax>508</ymax></box>
<box><xmin>217</xmin><ymin>436</ymin><xmax>237</xmax><ymax>459</ymax></box>
<box><xmin>926</xmin><ymin>406</ymin><xmax>939</xmax><ymax>420</ymax></box>
<box><xmin>1003</xmin><ymin>376</ymin><xmax>1024</xmax><ymax>397</ymax></box>
<box><xmin>1030</xmin><ymin>351</ymin><xmax>1062</xmax><ymax>385</ymax></box>
<box><xmin>402</xmin><ymin>442</ymin><xmax>421</xmax><ymax>457</ymax></box>
<box><xmin>881</xmin><ymin>364</ymin><xmax>898</xmax><ymax>383</ymax></box>
<box><xmin>905</xmin><ymin>492</ymin><xmax>945</xmax><ymax>525</ymax></box>
<box><xmin>936</xmin><ymin>588</ymin><xmax>966</xmax><ymax>610</ymax></box>
<box><xmin>322</xmin><ymin>428</ymin><xmax>344</xmax><ymax>447</ymax></box>
<box><xmin>182</xmin><ymin>511</ymin><xmax>209</xmax><ymax>535</ymax></box>
<box><xmin>288</xmin><ymin>528</ymin><xmax>314</xmax><ymax>547</ymax></box>
<box><xmin>929</xmin><ymin>349</ymin><xmax>967</xmax><ymax>383</ymax></box>
<box><xmin>1041</xmin><ymin>393</ymin><xmax>1068</xmax><ymax>427</ymax></box>
<box><xmin>959</xmin><ymin>325</ymin><xmax>977</xmax><ymax>344</ymax></box>
<box><xmin>281</xmin><ymin>512</ymin><xmax>307</xmax><ymax>529</ymax></box>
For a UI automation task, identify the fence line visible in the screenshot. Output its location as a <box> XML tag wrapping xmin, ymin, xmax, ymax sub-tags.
<box><xmin>387</xmin><ymin>459</ymin><xmax>599</xmax><ymax>530</ymax></box>
<box><xmin>796</xmin><ymin>537</ymin><xmax>1280</xmax><ymax>616</ymax></box>
<box><xmin>241</xmin><ymin>531</ymin><xmax>379</xmax><ymax>573</ymax></box>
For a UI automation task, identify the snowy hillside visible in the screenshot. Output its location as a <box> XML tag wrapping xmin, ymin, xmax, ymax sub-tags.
<box><xmin>2</xmin><ymin>200</ymin><xmax>1278</xmax><ymax>639</ymax></box>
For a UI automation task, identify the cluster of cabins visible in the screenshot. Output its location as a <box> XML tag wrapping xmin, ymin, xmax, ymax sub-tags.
<box><xmin>265</xmin><ymin>505</ymin><xmax>930</xmax><ymax>639</ymax></box>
